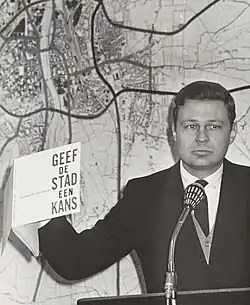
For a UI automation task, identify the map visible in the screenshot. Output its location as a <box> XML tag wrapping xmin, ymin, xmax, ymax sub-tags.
<box><xmin>1</xmin><ymin>0</ymin><xmax>250</xmax><ymax>304</ymax></box>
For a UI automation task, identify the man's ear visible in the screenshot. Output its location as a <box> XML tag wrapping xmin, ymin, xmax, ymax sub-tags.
<box><xmin>172</xmin><ymin>126</ymin><xmax>177</xmax><ymax>142</ymax></box>
<box><xmin>229</xmin><ymin>122</ymin><xmax>237</xmax><ymax>144</ymax></box>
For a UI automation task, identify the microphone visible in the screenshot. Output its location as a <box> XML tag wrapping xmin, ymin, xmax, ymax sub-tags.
<box><xmin>164</xmin><ymin>182</ymin><xmax>206</xmax><ymax>304</ymax></box>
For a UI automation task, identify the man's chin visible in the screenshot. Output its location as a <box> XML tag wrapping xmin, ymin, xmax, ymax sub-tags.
<box><xmin>182</xmin><ymin>159</ymin><xmax>221</xmax><ymax>177</ymax></box>
<box><xmin>191</xmin><ymin>159</ymin><xmax>213</xmax><ymax>168</ymax></box>
<box><xmin>184</xmin><ymin>157</ymin><xmax>216</xmax><ymax>169</ymax></box>
<box><xmin>188</xmin><ymin>158</ymin><xmax>224</xmax><ymax>171</ymax></box>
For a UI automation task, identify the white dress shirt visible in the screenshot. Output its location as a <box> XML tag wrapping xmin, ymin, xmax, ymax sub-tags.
<box><xmin>180</xmin><ymin>160</ymin><xmax>223</xmax><ymax>231</ymax></box>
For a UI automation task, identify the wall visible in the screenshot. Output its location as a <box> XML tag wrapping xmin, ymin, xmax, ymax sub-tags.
<box><xmin>0</xmin><ymin>0</ymin><xmax>250</xmax><ymax>304</ymax></box>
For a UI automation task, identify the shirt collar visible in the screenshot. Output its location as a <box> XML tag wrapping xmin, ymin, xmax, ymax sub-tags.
<box><xmin>180</xmin><ymin>160</ymin><xmax>223</xmax><ymax>189</ymax></box>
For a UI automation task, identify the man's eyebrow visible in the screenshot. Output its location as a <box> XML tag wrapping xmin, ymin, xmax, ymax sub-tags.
<box><xmin>180</xmin><ymin>119</ymin><xmax>225</xmax><ymax>124</ymax></box>
<box><xmin>207</xmin><ymin>119</ymin><xmax>225</xmax><ymax>124</ymax></box>
<box><xmin>180</xmin><ymin>119</ymin><xmax>198</xmax><ymax>124</ymax></box>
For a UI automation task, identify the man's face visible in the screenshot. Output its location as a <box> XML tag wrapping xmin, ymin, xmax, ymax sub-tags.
<box><xmin>173</xmin><ymin>99</ymin><xmax>237</xmax><ymax>177</ymax></box>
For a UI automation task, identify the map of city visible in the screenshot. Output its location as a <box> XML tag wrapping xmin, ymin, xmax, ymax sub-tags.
<box><xmin>1</xmin><ymin>0</ymin><xmax>250</xmax><ymax>304</ymax></box>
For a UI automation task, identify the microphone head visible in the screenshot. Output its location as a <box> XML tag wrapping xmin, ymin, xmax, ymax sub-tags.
<box><xmin>183</xmin><ymin>182</ymin><xmax>206</xmax><ymax>210</ymax></box>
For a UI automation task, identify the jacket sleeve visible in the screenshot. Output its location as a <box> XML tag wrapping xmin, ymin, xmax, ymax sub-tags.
<box><xmin>38</xmin><ymin>180</ymin><xmax>137</xmax><ymax>281</ymax></box>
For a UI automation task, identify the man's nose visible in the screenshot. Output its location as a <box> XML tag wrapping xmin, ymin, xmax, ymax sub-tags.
<box><xmin>195</xmin><ymin>127</ymin><xmax>209</xmax><ymax>143</ymax></box>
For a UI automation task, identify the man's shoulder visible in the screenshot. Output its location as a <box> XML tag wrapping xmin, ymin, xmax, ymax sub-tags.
<box><xmin>224</xmin><ymin>159</ymin><xmax>250</xmax><ymax>181</ymax></box>
<box><xmin>225</xmin><ymin>159</ymin><xmax>250</xmax><ymax>173</ymax></box>
<box><xmin>125</xmin><ymin>163</ymin><xmax>177</xmax><ymax>191</ymax></box>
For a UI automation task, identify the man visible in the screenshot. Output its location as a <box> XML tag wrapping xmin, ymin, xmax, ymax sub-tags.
<box><xmin>39</xmin><ymin>80</ymin><xmax>250</xmax><ymax>293</ymax></box>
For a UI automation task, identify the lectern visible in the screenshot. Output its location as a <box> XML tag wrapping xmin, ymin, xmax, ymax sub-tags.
<box><xmin>77</xmin><ymin>287</ymin><xmax>250</xmax><ymax>305</ymax></box>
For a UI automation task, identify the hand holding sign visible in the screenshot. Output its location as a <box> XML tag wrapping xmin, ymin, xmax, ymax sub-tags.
<box><xmin>0</xmin><ymin>142</ymin><xmax>81</xmax><ymax>256</ymax></box>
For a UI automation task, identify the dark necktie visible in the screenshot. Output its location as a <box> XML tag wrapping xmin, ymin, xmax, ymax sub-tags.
<box><xmin>195</xmin><ymin>179</ymin><xmax>209</xmax><ymax>236</ymax></box>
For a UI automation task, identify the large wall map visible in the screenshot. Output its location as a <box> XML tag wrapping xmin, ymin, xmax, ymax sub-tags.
<box><xmin>0</xmin><ymin>0</ymin><xmax>250</xmax><ymax>304</ymax></box>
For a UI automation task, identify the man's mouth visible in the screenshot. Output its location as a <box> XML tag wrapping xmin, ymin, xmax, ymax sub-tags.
<box><xmin>192</xmin><ymin>150</ymin><xmax>213</xmax><ymax>156</ymax></box>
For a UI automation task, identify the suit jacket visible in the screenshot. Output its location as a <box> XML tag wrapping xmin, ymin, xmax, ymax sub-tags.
<box><xmin>39</xmin><ymin>158</ymin><xmax>250</xmax><ymax>293</ymax></box>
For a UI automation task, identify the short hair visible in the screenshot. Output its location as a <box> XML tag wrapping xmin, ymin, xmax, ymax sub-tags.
<box><xmin>172</xmin><ymin>81</ymin><xmax>236</xmax><ymax>129</ymax></box>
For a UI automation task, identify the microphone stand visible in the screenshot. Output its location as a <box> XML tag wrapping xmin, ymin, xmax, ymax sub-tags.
<box><xmin>164</xmin><ymin>182</ymin><xmax>206</xmax><ymax>305</ymax></box>
<box><xmin>164</xmin><ymin>207</ymin><xmax>190</xmax><ymax>305</ymax></box>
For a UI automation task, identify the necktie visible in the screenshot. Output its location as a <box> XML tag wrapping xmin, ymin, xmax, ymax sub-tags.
<box><xmin>195</xmin><ymin>179</ymin><xmax>209</xmax><ymax>236</ymax></box>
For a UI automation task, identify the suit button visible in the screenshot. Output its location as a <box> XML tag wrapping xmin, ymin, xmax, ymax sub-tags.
<box><xmin>205</xmin><ymin>241</ymin><xmax>210</xmax><ymax>247</ymax></box>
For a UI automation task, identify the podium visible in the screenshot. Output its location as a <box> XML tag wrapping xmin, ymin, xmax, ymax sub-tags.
<box><xmin>77</xmin><ymin>287</ymin><xmax>250</xmax><ymax>305</ymax></box>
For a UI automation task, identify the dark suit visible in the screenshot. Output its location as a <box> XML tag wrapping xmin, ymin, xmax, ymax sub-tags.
<box><xmin>39</xmin><ymin>158</ymin><xmax>250</xmax><ymax>293</ymax></box>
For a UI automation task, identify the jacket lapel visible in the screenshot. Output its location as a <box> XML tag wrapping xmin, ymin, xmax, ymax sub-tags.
<box><xmin>210</xmin><ymin>159</ymin><xmax>247</xmax><ymax>261</ymax></box>
<box><xmin>159</xmin><ymin>160</ymin><xmax>205</xmax><ymax>255</ymax></box>
<box><xmin>159</xmin><ymin>161</ymin><xmax>204</xmax><ymax>266</ymax></box>
<box><xmin>150</xmin><ymin>161</ymin><xmax>185</xmax><ymax>270</ymax></box>
<box><xmin>162</xmin><ymin>160</ymin><xmax>184</xmax><ymax>221</ymax></box>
